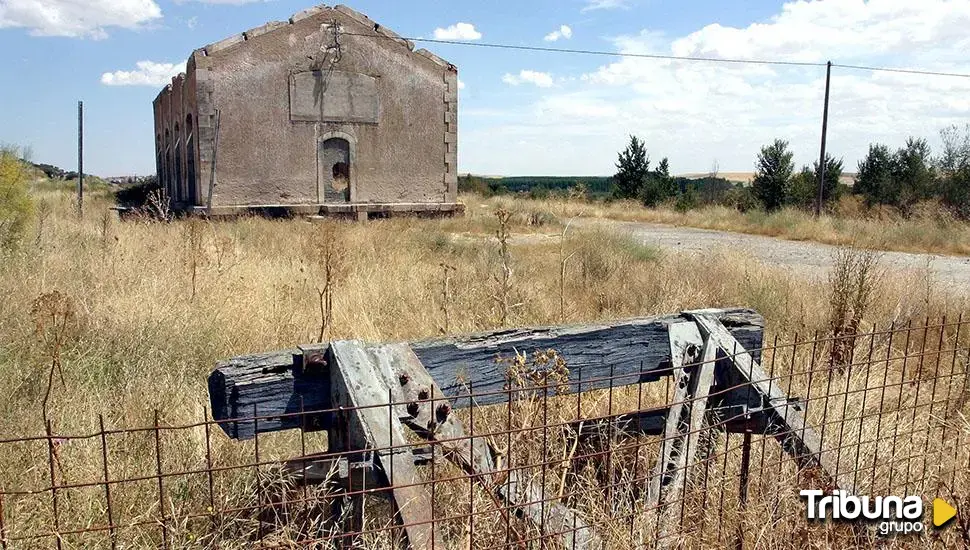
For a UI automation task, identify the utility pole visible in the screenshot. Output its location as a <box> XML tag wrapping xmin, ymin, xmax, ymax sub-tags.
<box><xmin>815</xmin><ymin>61</ymin><xmax>831</xmax><ymax>217</ymax></box>
<box><xmin>77</xmin><ymin>100</ymin><xmax>84</xmax><ymax>216</ymax></box>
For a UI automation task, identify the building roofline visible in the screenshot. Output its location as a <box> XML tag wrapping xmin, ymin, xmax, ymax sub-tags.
<box><xmin>156</xmin><ymin>4</ymin><xmax>455</xmax><ymax>97</ymax></box>
<box><xmin>196</xmin><ymin>4</ymin><xmax>448</xmax><ymax>65</ymax></box>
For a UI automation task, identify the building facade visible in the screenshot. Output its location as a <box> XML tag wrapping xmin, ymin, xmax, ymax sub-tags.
<box><xmin>152</xmin><ymin>4</ymin><xmax>460</xmax><ymax>217</ymax></box>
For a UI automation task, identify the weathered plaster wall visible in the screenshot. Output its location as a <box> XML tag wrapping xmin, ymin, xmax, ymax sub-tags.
<box><xmin>153</xmin><ymin>67</ymin><xmax>202</xmax><ymax>207</ymax></box>
<box><xmin>190</xmin><ymin>4</ymin><xmax>454</xmax><ymax>207</ymax></box>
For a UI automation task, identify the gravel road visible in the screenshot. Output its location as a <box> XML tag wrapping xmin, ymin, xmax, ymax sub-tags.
<box><xmin>583</xmin><ymin>219</ymin><xmax>970</xmax><ymax>288</ymax></box>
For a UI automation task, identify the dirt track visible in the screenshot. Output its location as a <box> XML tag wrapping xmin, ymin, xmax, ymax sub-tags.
<box><xmin>583</xmin><ymin>219</ymin><xmax>970</xmax><ymax>288</ymax></box>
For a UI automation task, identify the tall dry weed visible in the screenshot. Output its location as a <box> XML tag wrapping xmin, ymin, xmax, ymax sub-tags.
<box><xmin>827</xmin><ymin>247</ymin><xmax>881</xmax><ymax>372</ymax></box>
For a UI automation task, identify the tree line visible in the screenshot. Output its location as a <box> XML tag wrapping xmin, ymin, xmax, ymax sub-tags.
<box><xmin>612</xmin><ymin>124</ymin><xmax>970</xmax><ymax>217</ymax></box>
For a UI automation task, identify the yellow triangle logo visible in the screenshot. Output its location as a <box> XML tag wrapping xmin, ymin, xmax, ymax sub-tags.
<box><xmin>934</xmin><ymin>498</ymin><xmax>957</xmax><ymax>527</ymax></box>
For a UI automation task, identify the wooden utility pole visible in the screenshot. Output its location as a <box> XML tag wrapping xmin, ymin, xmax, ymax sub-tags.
<box><xmin>77</xmin><ymin>100</ymin><xmax>84</xmax><ymax>216</ymax></box>
<box><xmin>815</xmin><ymin>61</ymin><xmax>831</xmax><ymax>217</ymax></box>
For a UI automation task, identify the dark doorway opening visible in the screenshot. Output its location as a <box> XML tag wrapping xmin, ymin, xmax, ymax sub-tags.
<box><xmin>319</xmin><ymin>137</ymin><xmax>351</xmax><ymax>202</ymax></box>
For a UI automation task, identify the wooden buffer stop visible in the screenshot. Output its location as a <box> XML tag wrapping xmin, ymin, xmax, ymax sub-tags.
<box><xmin>208</xmin><ymin>308</ymin><xmax>854</xmax><ymax>548</ymax></box>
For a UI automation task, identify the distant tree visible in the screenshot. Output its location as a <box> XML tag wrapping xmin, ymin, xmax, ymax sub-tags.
<box><xmin>641</xmin><ymin>156</ymin><xmax>678</xmax><ymax>207</ymax></box>
<box><xmin>938</xmin><ymin>124</ymin><xmax>970</xmax><ymax>219</ymax></box>
<box><xmin>752</xmin><ymin>139</ymin><xmax>794</xmax><ymax>211</ymax></box>
<box><xmin>893</xmin><ymin>137</ymin><xmax>935</xmax><ymax>212</ymax></box>
<box><xmin>788</xmin><ymin>166</ymin><xmax>817</xmax><ymax>209</ymax></box>
<box><xmin>613</xmin><ymin>135</ymin><xmax>649</xmax><ymax>200</ymax></box>
<box><xmin>657</xmin><ymin>157</ymin><xmax>677</xmax><ymax>198</ymax></box>
<box><xmin>855</xmin><ymin>144</ymin><xmax>896</xmax><ymax>207</ymax></box>
<box><xmin>675</xmin><ymin>183</ymin><xmax>698</xmax><ymax>213</ymax></box>
<box><xmin>813</xmin><ymin>153</ymin><xmax>844</xmax><ymax>208</ymax></box>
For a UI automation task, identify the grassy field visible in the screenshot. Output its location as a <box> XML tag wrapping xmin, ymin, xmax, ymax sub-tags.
<box><xmin>0</xmin><ymin>187</ymin><xmax>968</xmax><ymax>548</ymax></box>
<box><xmin>472</xmin><ymin>193</ymin><xmax>970</xmax><ymax>257</ymax></box>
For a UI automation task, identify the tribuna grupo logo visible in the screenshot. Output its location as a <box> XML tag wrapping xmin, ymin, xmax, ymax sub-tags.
<box><xmin>800</xmin><ymin>490</ymin><xmax>925</xmax><ymax>535</ymax></box>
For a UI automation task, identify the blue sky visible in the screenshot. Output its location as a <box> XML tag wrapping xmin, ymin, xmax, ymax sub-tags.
<box><xmin>1</xmin><ymin>0</ymin><xmax>969</xmax><ymax>177</ymax></box>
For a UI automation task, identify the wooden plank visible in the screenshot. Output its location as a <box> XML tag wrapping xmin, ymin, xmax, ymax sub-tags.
<box><xmin>210</xmin><ymin>308</ymin><xmax>764</xmax><ymax>438</ymax></box>
<box><xmin>379</xmin><ymin>343</ymin><xmax>600</xmax><ymax>550</ymax></box>
<box><xmin>328</xmin><ymin>341</ymin><xmax>437</xmax><ymax>550</ymax></box>
<box><xmin>282</xmin><ymin>448</ymin><xmax>437</xmax><ymax>486</ymax></box>
<box><xmin>647</xmin><ymin>322</ymin><xmax>705</xmax><ymax>509</ymax></box>
<box><xmin>688</xmin><ymin>312</ymin><xmax>858</xmax><ymax>494</ymax></box>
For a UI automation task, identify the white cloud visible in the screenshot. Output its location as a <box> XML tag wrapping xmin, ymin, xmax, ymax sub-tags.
<box><xmin>502</xmin><ymin>70</ymin><xmax>555</xmax><ymax>88</ymax></box>
<box><xmin>462</xmin><ymin>0</ymin><xmax>970</xmax><ymax>176</ymax></box>
<box><xmin>101</xmin><ymin>61</ymin><xmax>185</xmax><ymax>87</ymax></box>
<box><xmin>544</xmin><ymin>25</ymin><xmax>573</xmax><ymax>42</ymax></box>
<box><xmin>180</xmin><ymin>0</ymin><xmax>265</xmax><ymax>3</ymax></box>
<box><xmin>433</xmin><ymin>22</ymin><xmax>481</xmax><ymax>41</ymax></box>
<box><xmin>582</xmin><ymin>0</ymin><xmax>628</xmax><ymax>12</ymax></box>
<box><xmin>0</xmin><ymin>0</ymin><xmax>161</xmax><ymax>38</ymax></box>
<box><xmin>457</xmin><ymin>78</ymin><xmax>466</xmax><ymax>90</ymax></box>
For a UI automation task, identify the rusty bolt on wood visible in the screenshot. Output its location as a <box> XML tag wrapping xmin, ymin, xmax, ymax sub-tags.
<box><xmin>398</xmin><ymin>373</ymin><xmax>410</xmax><ymax>386</ymax></box>
<box><xmin>436</xmin><ymin>402</ymin><xmax>451</xmax><ymax>421</ymax></box>
<box><xmin>406</xmin><ymin>402</ymin><xmax>419</xmax><ymax>417</ymax></box>
<box><xmin>418</xmin><ymin>389</ymin><xmax>430</xmax><ymax>401</ymax></box>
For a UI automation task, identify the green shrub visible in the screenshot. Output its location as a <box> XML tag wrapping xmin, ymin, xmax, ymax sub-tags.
<box><xmin>0</xmin><ymin>147</ymin><xmax>34</xmax><ymax>250</ymax></box>
<box><xmin>675</xmin><ymin>184</ymin><xmax>699</xmax><ymax>212</ymax></box>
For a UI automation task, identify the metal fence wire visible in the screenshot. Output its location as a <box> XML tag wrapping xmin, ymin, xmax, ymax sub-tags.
<box><xmin>1</xmin><ymin>317</ymin><xmax>969</xmax><ymax>549</ymax></box>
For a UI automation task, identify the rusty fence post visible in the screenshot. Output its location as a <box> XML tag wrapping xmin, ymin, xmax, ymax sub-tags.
<box><xmin>0</xmin><ymin>491</ymin><xmax>8</xmax><ymax>550</ymax></box>
<box><xmin>46</xmin><ymin>420</ymin><xmax>62</xmax><ymax>550</ymax></box>
<box><xmin>735</xmin><ymin>430</ymin><xmax>753</xmax><ymax>550</ymax></box>
<box><xmin>98</xmin><ymin>415</ymin><xmax>117</xmax><ymax>549</ymax></box>
<box><xmin>153</xmin><ymin>411</ymin><xmax>168</xmax><ymax>549</ymax></box>
<box><xmin>203</xmin><ymin>408</ymin><xmax>216</xmax><ymax>535</ymax></box>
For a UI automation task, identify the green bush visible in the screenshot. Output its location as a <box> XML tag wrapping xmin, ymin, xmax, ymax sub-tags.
<box><xmin>723</xmin><ymin>185</ymin><xmax>760</xmax><ymax>212</ymax></box>
<box><xmin>0</xmin><ymin>147</ymin><xmax>34</xmax><ymax>250</ymax></box>
<box><xmin>675</xmin><ymin>184</ymin><xmax>699</xmax><ymax>213</ymax></box>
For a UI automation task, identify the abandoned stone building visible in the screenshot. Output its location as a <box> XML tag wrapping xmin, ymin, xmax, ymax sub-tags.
<box><xmin>152</xmin><ymin>4</ymin><xmax>460</xmax><ymax>218</ymax></box>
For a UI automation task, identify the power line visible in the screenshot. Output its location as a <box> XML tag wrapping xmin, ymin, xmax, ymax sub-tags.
<box><xmin>347</xmin><ymin>31</ymin><xmax>970</xmax><ymax>79</ymax></box>
<box><xmin>831</xmin><ymin>63</ymin><xmax>970</xmax><ymax>79</ymax></box>
<box><xmin>347</xmin><ymin>33</ymin><xmax>825</xmax><ymax>69</ymax></box>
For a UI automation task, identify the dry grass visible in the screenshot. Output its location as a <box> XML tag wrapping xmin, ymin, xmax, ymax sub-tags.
<box><xmin>470</xmin><ymin>193</ymin><xmax>970</xmax><ymax>257</ymax></box>
<box><xmin>0</xmin><ymin>188</ymin><xmax>969</xmax><ymax>548</ymax></box>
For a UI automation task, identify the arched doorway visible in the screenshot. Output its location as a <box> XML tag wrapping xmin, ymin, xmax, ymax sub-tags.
<box><xmin>319</xmin><ymin>137</ymin><xmax>351</xmax><ymax>202</ymax></box>
<box><xmin>185</xmin><ymin>115</ymin><xmax>197</xmax><ymax>205</ymax></box>
<box><xmin>164</xmin><ymin>129</ymin><xmax>172</xmax><ymax>198</ymax></box>
<box><xmin>174</xmin><ymin>123</ymin><xmax>183</xmax><ymax>203</ymax></box>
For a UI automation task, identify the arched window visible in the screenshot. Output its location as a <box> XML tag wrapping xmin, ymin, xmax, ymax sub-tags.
<box><xmin>156</xmin><ymin>134</ymin><xmax>163</xmax><ymax>188</ymax></box>
<box><xmin>185</xmin><ymin>115</ymin><xmax>197</xmax><ymax>205</ymax></box>
<box><xmin>174</xmin><ymin>123</ymin><xmax>183</xmax><ymax>202</ymax></box>
<box><xmin>164</xmin><ymin>129</ymin><xmax>172</xmax><ymax>198</ymax></box>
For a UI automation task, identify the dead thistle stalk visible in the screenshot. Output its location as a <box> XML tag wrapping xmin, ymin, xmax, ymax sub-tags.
<box><xmin>30</xmin><ymin>291</ymin><xmax>77</xmax><ymax>427</ymax></box>
<box><xmin>439</xmin><ymin>263</ymin><xmax>456</xmax><ymax>335</ymax></box>
<box><xmin>307</xmin><ymin>226</ymin><xmax>346</xmax><ymax>343</ymax></box>
<box><xmin>182</xmin><ymin>219</ymin><xmax>209</xmax><ymax>302</ymax></box>
<box><xmin>491</xmin><ymin>209</ymin><xmax>520</xmax><ymax>325</ymax></box>
<box><xmin>559</xmin><ymin>218</ymin><xmax>577</xmax><ymax>324</ymax></box>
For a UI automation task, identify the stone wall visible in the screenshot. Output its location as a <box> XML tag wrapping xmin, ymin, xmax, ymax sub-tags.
<box><xmin>153</xmin><ymin>4</ymin><xmax>457</xmax><ymax>209</ymax></box>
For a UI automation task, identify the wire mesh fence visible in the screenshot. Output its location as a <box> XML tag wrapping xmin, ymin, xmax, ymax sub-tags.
<box><xmin>1</xmin><ymin>317</ymin><xmax>969</xmax><ymax>549</ymax></box>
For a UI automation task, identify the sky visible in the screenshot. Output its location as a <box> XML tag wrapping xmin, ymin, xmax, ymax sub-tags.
<box><xmin>1</xmin><ymin>0</ymin><xmax>969</xmax><ymax>177</ymax></box>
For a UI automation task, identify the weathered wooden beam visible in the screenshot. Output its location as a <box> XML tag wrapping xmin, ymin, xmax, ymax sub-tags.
<box><xmin>209</xmin><ymin>308</ymin><xmax>764</xmax><ymax>439</ymax></box>
<box><xmin>647</xmin><ymin>323</ymin><xmax>717</xmax><ymax>548</ymax></box>
<box><xmin>687</xmin><ymin>311</ymin><xmax>858</xmax><ymax>495</ymax></box>
<box><xmin>566</xmin><ymin>402</ymin><xmax>804</xmax><ymax>439</ymax></box>
<box><xmin>282</xmin><ymin>448</ymin><xmax>438</xmax><ymax>486</ymax></box>
<box><xmin>379</xmin><ymin>341</ymin><xmax>600</xmax><ymax>550</ymax></box>
<box><xmin>328</xmin><ymin>341</ymin><xmax>438</xmax><ymax>550</ymax></box>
